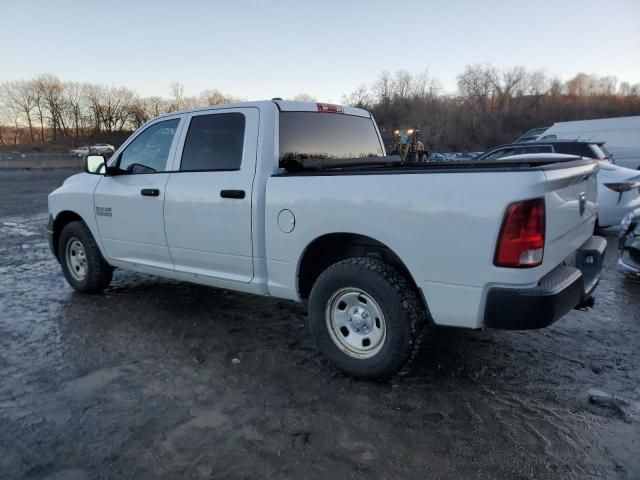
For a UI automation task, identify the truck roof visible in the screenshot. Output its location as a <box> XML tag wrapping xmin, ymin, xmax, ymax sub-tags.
<box><xmin>153</xmin><ymin>100</ymin><xmax>371</xmax><ymax>120</ymax></box>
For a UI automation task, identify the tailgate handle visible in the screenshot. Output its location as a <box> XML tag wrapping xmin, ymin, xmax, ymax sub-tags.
<box><xmin>140</xmin><ymin>188</ymin><xmax>160</xmax><ymax>197</ymax></box>
<box><xmin>220</xmin><ymin>189</ymin><xmax>245</xmax><ymax>199</ymax></box>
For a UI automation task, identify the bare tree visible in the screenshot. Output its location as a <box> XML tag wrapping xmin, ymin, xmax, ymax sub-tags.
<box><xmin>373</xmin><ymin>71</ymin><xmax>393</xmax><ymax>106</ymax></box>
<box><xmin>1</xmin><ymin>81</ymin><xmax>37</xmax><ymax>142</ymax></box>
<box><xmin>342</xmin><ymin>84</ymin><xmax>372</xmax><ymax>109</ymax></box>
<box><xmin>63</xmin><ymin>82</ymin><xmax>84</xmax><ymax>137</ymax></box>
<box><xmin>169</xmin><ymin>81</ymin><xmax>185</xmax><ymax>110</ymax></box>
<box><xmin>292</xmin><ymin>93</ymin><xmax>316</xmax><ymax>102</ymax></box>
<box><xmin>412</xmin><ymin>69</ymin><xmax>441</xmax><ymax>101</ymax></box>
<box><xmin>1</xmin><ymin>69</ymin><xmax>638</xmax><ymax>152</ymax></box>
<box><xmin>36</xmin><ymin>74</ymin><xmax>67</xmax><ymax>139</ymax></box>
<box><xmin>392</xmin><ymin>70</ymin><xmax>413</xmax><ymax>100</ymax></box>
<box><xmin>619</xmin><ymin>81</ymin><xmax>631</xmax><ymax>96</ymax></box>
<box><xmin>457</xmin><ymin>64</ymin><xmax>498</xmax><ymax>112</ymax></box>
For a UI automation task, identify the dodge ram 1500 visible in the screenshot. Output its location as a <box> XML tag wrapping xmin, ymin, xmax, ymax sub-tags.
<box><xmin>48</xmin><ymin>100</ymin><xmax>606</xmax><ymax>379</ymax></box>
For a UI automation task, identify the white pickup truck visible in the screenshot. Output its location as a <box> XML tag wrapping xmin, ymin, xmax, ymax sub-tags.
<box><xmin>48</xmin><ymin>100</ymin><xmax>606</xmax><ymax>379</ymax></box>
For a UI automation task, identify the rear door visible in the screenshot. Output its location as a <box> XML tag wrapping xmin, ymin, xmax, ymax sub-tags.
<box><xmin>163</xmin><ymin>107</ymin><xmax>259</xmax><ymax>283</ymax></box>
<box><xmin>94</xmin><ymin>116</ymin><xmax>183</xmax><ymax>269</ymax></box>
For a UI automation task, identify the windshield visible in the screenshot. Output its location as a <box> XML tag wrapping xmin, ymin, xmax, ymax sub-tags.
<box><xmin>279</xmin><ymin>112</ymin><xmax>384</xmax><ymax>166</ymax></box>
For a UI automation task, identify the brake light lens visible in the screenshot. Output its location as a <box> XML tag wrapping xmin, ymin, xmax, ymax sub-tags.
<box><xmin>317</xmin><ymin>103</ymin><xmax>343</xmax><ymax>113</ymax></box>
<box><xmin>494</xmin><ymin>198</ymin><xmax>546</xmax><ymax>268</ymax></box>
<box><xmin>603</xmin><ymin>180</ymin><xmax>640</xmax><ymax>193</ymax></box>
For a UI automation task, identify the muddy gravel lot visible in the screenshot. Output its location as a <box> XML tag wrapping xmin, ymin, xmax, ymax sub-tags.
<box><xmin>1</xmin><ymin>169</ymin><xmax>639</xmax><ymax>480</ymax></box>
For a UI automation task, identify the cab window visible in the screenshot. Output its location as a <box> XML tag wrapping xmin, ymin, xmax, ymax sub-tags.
<box><xmin>180</xmin><ymin>113</ymin><xmax>245</xmax><ymax>171</ymax></box>
<box><xmin>118</xmin><ymin>119</ymin><xmax>180</xmax><ymax>173</ymax></box>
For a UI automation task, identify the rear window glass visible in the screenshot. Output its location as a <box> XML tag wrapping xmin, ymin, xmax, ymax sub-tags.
<box><xmin>554</xmin><ymin>143</ymin><xmax>600</xmax><ymax>159</ymax></box>
<box><xmin>481</xmin><ymin>145</ymin><xmax>551</xmax><ymax>160</ymax></box>
<box><xmin>279</xmin><ymin>112</ymin><xmax>383</xmax><ymax>166</ymax></box>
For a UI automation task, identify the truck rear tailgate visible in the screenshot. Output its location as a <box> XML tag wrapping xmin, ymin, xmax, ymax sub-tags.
<box><xmin>541</xmin><ymin>160</ymin><xmax>599</xmax><ymax>276</ymax></box>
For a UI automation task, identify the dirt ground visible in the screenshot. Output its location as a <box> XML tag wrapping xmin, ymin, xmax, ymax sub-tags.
<box><xmin>1</xmin><ymin>169</ymin><xmax>639</xmax><ymax>480</ymax></box>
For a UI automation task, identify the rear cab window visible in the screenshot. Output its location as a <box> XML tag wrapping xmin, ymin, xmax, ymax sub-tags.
<box><xmin>278</xmin><ymin>112</ymin><xmax>383</xmax><ymax>167</ymax></box>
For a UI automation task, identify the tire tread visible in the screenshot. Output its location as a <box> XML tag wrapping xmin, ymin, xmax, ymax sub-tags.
<box><xmin>59</xmin><ymin>220</ymin><xmax>112</xmax><ymax>293</ymax></box>
<box><xmin>308</xmin><ymin>257</ymin><xmax>426</xmax><ymax>379</ymax></box>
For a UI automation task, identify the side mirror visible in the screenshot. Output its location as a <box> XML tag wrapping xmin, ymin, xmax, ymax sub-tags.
<box><xmin>84</xmin><ymin>154</ymin><xmax>106</xmax><ymax>175</ymax></box>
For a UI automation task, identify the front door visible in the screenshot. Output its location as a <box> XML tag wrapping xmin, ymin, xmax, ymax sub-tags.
<box><xmin>94</xmin><ymin>117</ymin><xmax>183</xmax><ymax>269</ymax></box>
<box><xmin>163</xmin><ymin>108</ymin><xmax>258</xmax><ymax>283</ymax></box>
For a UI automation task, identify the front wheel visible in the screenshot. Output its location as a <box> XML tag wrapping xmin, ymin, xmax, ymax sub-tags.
<box><xmin>58</xmin><ymin>221</ymin><xmax>113</xmax><ymax>293</ymax></box>
<box><xmin>308</xmin><ymin>257</ymin><xmax>426</xmax><ymax>379</ymax></box>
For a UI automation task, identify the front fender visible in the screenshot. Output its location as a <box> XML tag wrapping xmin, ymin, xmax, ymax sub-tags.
<box><xmin>48</xmin><ymin>173</ymin><xmax>106</xmax><ymax>259</ymax></box>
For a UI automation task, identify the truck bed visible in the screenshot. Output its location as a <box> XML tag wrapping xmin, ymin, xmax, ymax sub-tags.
<box><xmin>274</xmin><ymin>156</ymin><xmax>594</xmax><ymax>176</ymax></box>
<box><xmin>265</xmin><ymin>156</ymin><xmax>599</xmax><ymax>329</ymax></box>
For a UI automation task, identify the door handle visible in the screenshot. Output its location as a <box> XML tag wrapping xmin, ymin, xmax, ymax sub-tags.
<box><xmin>220</xmin><ymin>189</ymin><xmax>245</xmax><ymax>199</ymax></box>
<box><xmin>141</xmin><ymin>188</ymin><xmax>160</xmax><ymax>197</ymax></box>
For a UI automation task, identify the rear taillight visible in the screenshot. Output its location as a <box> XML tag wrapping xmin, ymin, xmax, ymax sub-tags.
<box><xmin>316</xmin><ymin>103</ymin><xmax>343</xmax><ymax>113</ymax></box>
<box><xmin>494</xmin><ymin>198</ymin><xmax>546</xmax><ymax>268</ymax></box>
<box><xmin>603</xmin><ymin>180</ymin><xmax>640</xmax><ymax>193</ymax></box>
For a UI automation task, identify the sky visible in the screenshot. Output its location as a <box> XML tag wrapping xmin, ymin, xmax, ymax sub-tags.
<box><xmin>1</xmin><ymin>0</ymin><xmax>639</xmax><ymax>102</ymax></box>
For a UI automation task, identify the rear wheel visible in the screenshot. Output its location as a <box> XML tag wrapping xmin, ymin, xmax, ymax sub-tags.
<box><xmin>58</xmin><ymin>221</ymin><xmax>113</xmax><ymax>293</ymax></box>
<box><xmin>308</xmin><ymin>257</ymin><xmax>426</xmax><ymax>379</ymax></box>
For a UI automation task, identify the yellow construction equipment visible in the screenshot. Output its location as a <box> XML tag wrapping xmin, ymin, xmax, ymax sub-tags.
<box><xmin>392</xmin><ymin>129</ymin><xmax>428</xmax><ymax>163</ymax></box>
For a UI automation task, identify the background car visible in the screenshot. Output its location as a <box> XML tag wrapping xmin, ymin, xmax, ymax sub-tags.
<box><xmin>70</xmin><ymin>144</ymin><xmax>115</xmax><ymax>157</ymax></box>
<box><xmin>618</xmin><ymin>209</ymin><xmax>640</xmax><ymax>274</ymax></box>
<box><xmin>91</xmin><ymin>143</ymin><xmax>115</xmax><ymax>155</ymax></box>
<box><xmin>69</xmin><ymin>145</ymin><xmax>93</xmax><ymax>157</ymax></box>
<box><xmin>597</xmin><ymin>162</ymin><xmax>640</xmax><ymax>227</ymax></box>
<box><xmin>497</xmin><ymin>153</ymin><xmax>640</xmax><ymax>228</ymax></box>
<box><xmin>478</xmin><ymin>140</ymin><xmax>612</xmax><ymax>163</ymax></box>
<box><xmin>534</xmin><ymin>116</ymin><xmax>640</xmax><ymax>170</ymax></box>
<box><xmin>514</xmin><ymin>127</ymin><xmax>549</xmax><ymax>143</ymax></box>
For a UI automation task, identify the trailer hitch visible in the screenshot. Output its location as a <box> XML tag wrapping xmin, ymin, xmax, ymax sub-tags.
<box><xmin>575</xmin><ymin>296</ymin><xmax>595</xmax><ymax>311</ymax></box>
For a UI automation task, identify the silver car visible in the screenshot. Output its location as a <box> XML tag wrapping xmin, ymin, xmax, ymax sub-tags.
<box><xmin>91</xmin><ymin>143</ymin><xmax>115</xmax><ymax>155</ymax></box>
<box><xmin>619</xmin><ymin>209</ymin><xmax>640</xmax><ymax>274</ymax></box>
<box><xmin>70</xmin><ymin>144</ymin><xmax>115</xmax><ymax>157</ymax></box>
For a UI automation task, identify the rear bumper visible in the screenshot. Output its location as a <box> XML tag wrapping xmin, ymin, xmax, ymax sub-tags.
<box><xmin>618</xmin><ymin>256</ymin><xmax>640</xmax><ymax>274</ymax></box>
<box><xmin>484</xmin><ymin>236</ymin><xmax>606</xmax><ymax>330</ymax></box>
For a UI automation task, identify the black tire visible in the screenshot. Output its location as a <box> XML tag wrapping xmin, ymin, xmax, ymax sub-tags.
<box><xmin>308</xmin><ymin>257</ymin><xmax>426</xmax><ymax>380</ymax></box>
<box><xmin>58</xmin><ymin>220</ymin><xmax>113</xmax><ymax>293</ymax></box>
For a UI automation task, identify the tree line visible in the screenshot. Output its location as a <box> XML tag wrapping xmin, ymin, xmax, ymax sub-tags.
<box><xmin>342</xmin><ymin>66</ymin><xmax>640</xmax><ymax>151</ymax></box>
<box><xmin>1</xmin><ymin>67</ymin><xmax>640</xmax><ymax>151</ymax></box>
<box><xmin>0</xmin><ymin>75</ymin><xmax>240</xmax><ymax>146</ymax></box>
